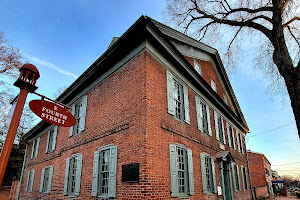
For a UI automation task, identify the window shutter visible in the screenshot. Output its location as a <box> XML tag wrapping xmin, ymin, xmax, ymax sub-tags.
<box><xmin>69</xmin><ymin>104</ymin><xmax>75</xmax><ymax>136</ymax></box>
<box><xmin>47</xmin><ymin>166</ymin><xmax>53</xmax><ymax>193</ymax></box>
<box><xmin>34</xmin><ymin>137</ymin><xmax>40</xmax><ymax>158</ymax></box>
<box><xmin>92</xmin><ymin>151</ymin><xmax>99</xmax><ymax>197</ymax></box>
<box><xmin>231</xmin><ymin>163</ymin><xmax>237</xmax><ymax>191</ymax></box>
<box><xmin>26</xmin><ymin>171</ymin><xmax>31</xmax><ymax>192</ymax></box>
<box><xmin>241</xmin><ymin>134</ymin><xmax>244</xmax><ymax>154</ymax></box>
<box><xmin>211</xmin><ymin>156</ymin><xmax>217</xmax><ymax>194</ymax></box>
<box><xmin>237</xmin><ymin>132</ymin><xmax>241</xmax><ymax>152</ymax></box>
<box><xmin>79</xmin><ymin>96</ymin><xmax>88</xmax><ymax>133</ymax></box>
<box><xmin>226</xmin><ymin>122</ymin><xmax>232</xmax><ymax>148</ymax></box>
<box><xmin>206</xmin><ymin>104</ymin><xmax>212</xmax><ymax>136</ymax></box>
<box><xmin>232</xmin><ymin>128</ymin><xmax>236</xmax><ymax>150</ymax></box>
<box><xmin>221</xmin><ymin>118</ymin><xmax>226</xmax><ymax>144</ymax></box>
<box><xmin>241</xmin><ymin>166</ymin><xmax>245</xmax><ymax>190</ymax></box>
<box><xmin>39</xmin><ymin>168</ymin><xmax>45</xmax><ymax>192</ymax></box>
<box><xmin>108</xmin><ymin>146</ymin><xmax>118</xmax><ymax>198</ymax></box>
<box><xmin>52</xmin><ymin>126</ymin><xmax>58</xmax><ymax>151</ymax></box>
<box><xmin>195</xmin><ymin>96</ymin><xmax>203</xmax><ymax>132</ymax></box>
<box><xmin>166</xmin><ymin>71</ymin><xmax>175</xmax><ymax>115</ymax></box>
<box><xmin>45</xmin><ymin>130</ymin><xmax>50</xmax><ymax>153</ymax></box>
<box><xmin>200</xmin><ymin>153</ymin><xmax>208</xmax><ymax>194</ymax></box>
<box><xmin>214</xmin><ymin>111</ymin><xmax>219</xmax><ymax>141</ymax></box>
<box><xmin>30</xmin><ymin>170</ymin><xmax>35</xmax><ymax>192</ymax></box>
<box><xmin>74</xmin><ymin>154</ymin><xmax>83</xmax><ymax>196</ymax></box>
<box><xmin>187</xmin><ymin>149</ymin><xmax>194</xmax><ymax>195</ymax></box>
<box><xmin>236</xmin><ymin>164</ymin><xmax>240</xmax><ymax>190</ymax></box>
<box><xmin>183</xmin><ymin>85</ymin><xmax>190</xmax><ymax>124</ymax></box>
<box><xmin>31</xmin><ymin>140</ymin><xmax>35</xmax><ymax>159</ymax></box>
<box><xmin>63</xmin><ymin>157</ymin><xmax>70</xmax><ymax>195</ymax></box>
<box><xmin>169</xmin><ymin>144</ymin><xmax>179</xmax><ymax>197</ymax></box>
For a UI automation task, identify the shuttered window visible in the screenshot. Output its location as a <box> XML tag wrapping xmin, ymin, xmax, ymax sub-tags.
<box><xmin>26</xmin><ymin>169</ymin><xmax>35</xmax><ymax>193</ymax></box>
<box><xmin>169</xmin><ymin>144</ymin><xmax>194</xmax><ymax>197</ymax></box>
<box><xmin>196</xmin><ymin>96</ymin><xmax>212</xmax><ymax>136</ymax></box>
<box><xmin>226</xmin><ymin>123</ymin><xmax>236</xmax><ymax>149</ymax></box>
<box><xmin>211</xmin><ymin>79</ymin><xmax>217</xmax><ymax>92</ymax></box>
<box><xmin>166</xmin><ymin>71</ymin><xmax>190</xmax><ymax>124</ymax></box>
<box><xmin>237</xmin><ymin>132</ymin><xmax>244</xmax><ymax>154</ymax></box>
<box><xmin>39</xmin><ymin>165</ymin><xmax>54</xmax><ymax>193</ymax></box>
<box><xmin>69</xmin><ymin>95</ymin><xmax>88</xmax><ymax>136</ymax></box>
<box><xmin>241</xmin><ymin>165</ymin><xmax>248</xmax><ymax>190</ymax></box>
<box><xmin>31</xmin><ymin>137</ymin><xmax>40</xmax><ymax>159</ymax></box>
<box><xmin>92</xmin><ymin>145</ymin><xmax>117</xmax><ymax>198</ymax></box>
<box><xmin>64</xmin><ymin>154</ymin><xmax>83</xmax><ymax>196</ymax></box>
<box><xmin>46</xmin><ymin>126</ymin><xmax>58</xmax><ymax>153</ymax></box>
<box><xmin>200</xmin><ymin>153</ymin><xmax>217</xmax><ymax>194</ymax></box>
<box><xmin>232</xmin><ymin>163</ymin><xmax>240</xmax><ymax>191</ymax></box>
<box><xmin>193</xmin><ymin>59</ymin><xmax>202</xmax><ymax>76</ymax></box>
<box><xmin>214</xmin><ymin>111</ymin><xmax>226</xmax><ymax>144</ymax></box>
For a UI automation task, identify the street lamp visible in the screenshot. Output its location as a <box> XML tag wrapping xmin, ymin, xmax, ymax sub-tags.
<box><xmin>0</xmin><ymin>64</ymin><xmax>39</xmax><ymax>188</ymax></box>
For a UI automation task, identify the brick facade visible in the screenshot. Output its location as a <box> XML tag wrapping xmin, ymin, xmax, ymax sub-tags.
<box><xmin>19</xmin><ymin>16</ymin><xmax>251</xmax><ymax>200</ymax></box>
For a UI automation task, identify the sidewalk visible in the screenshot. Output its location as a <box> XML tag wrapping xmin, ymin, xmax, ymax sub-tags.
<box><xmin>271</xmin><ymin>192</ymin><xmax>299</xmax><ymax>199</ymax></box>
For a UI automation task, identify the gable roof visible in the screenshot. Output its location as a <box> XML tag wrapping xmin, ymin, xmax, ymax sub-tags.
<box><xmin>24</xmin><ymin>15</ymin><xmax>249</xmax><ymax>140</ymax></box>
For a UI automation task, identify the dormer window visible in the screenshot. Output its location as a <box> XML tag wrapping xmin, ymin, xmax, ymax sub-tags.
<box><xmin>193</xmin><ymin>59</ymin><xmax>202</xmax><ymax>76</ymax></box>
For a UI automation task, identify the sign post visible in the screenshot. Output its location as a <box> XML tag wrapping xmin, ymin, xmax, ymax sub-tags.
<box><xmin>0</xmin><ymin>64</ymin><xmax>40</xmax><ymax>189</ymax></box>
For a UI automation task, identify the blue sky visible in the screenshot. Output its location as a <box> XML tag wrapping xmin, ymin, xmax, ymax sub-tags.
<box><xmin>1</xmin><ymin>1</ymin><xmax>299</xmax><ymax>178</ymax></box>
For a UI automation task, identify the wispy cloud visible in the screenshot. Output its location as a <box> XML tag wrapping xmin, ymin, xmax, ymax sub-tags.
<box><xmin>24</xmin><ymin>53</ymin><xmax>78</xmax><ymax>79</ymax></box>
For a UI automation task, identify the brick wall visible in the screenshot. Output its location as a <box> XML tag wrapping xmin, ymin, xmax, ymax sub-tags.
<box><xmin>248</xmin><ymin>152</ymin><xmax>267</xmax><ymax>187</ymax></box>
<box><xmin>253</xmin><ymin>186</ymin><xmax>269</xmax><ymax>199</ymax></box>
<box><xmin>18</xmin><ymin>50</ymin><xmax>251</xmax><ymax>199</ymax></box>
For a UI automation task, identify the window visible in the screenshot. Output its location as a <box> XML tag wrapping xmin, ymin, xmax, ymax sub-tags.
<box><xmin>195</xmin><ymin>96</ymin><xmax>212</xmax><ymax>136</ymax></box>
<box><xmin>241</xmin><ymin>166</ymin><xmax>248</xmax><ymax>190</ymax></box>
<box><xmin>92</xmin><ymin>145</ymin><xmax>118</xmax><ymax>198</ymax></box>
<box><xmin>64</xmin><ymin>154</ymin><xmax>83</xmax><ymax>196</ymax></box>
<box><xmin>39</xmin><ymin>166</ymin><xmax>54</xmax><ymax>193</ymax></box>
<box><xmin>214</xmin><ymin>111</ymin><xmax>226</xmax><ymax>144</ymax></box>
<box><xmin>46</xmin><ymin>126</ymin><xmax>58</xmax><ymax>153</ymax></box>
<box><xmin>236</xmin><ymin>132</ymin><xmax>244</xmax><ymax>154</ymax></box>
<box><xmin>69</xmin><ymin>96</ymin><xmax>88</xmax><ymax>136</ymax></box>
<box><xmin>232</xmin><ymin>163</ymin><xmax>240</xmax><ymax>191</ymax></box>
<box><xmin>26</xmin><ymin>169</ymin><xmax>35</xmax><ymax>193</ymax></box>
<box><xmin>193</xmin><ymin>59</ymin><xmax>202</xmax><ymax>76</ymax></box>
<box><xmin>200</xmin><ymin>153</ymin><xmax>217</xmax><ymax>194</ymax></box>
<box><xmin>226</xmin><ymin>122</ymin><xmax>236</xmax><ymax>149</ymax></box>
<box><xmin>167</xmin><ymin>71</ymin><xmax>190</xmax><ymax>124</ymax></box>
<box><xmin>169</xmin><ymin>144</ymin><xmax>194</xmax><ymax>197</ymax></box>
<box><xmin>211</xmin><ymin>79</ymin><xmax>217</xmax><ymax>92</ymax></box>
<box><xmin>31</xmin><ymin>137</ymin><xmax>40</xmax><ymax>159</ymax></box>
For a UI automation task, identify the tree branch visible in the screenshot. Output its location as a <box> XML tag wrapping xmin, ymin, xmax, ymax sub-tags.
<box><xmin>283</xmin><ymin>17</ymin><xmax>300</xmax><ymax>28</ymax></box>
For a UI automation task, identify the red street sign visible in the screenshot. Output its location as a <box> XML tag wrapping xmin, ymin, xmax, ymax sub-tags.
<box><xmin>29</xmin><ymin>99</ymin><xmax>76</xmax><ymax>127</ymax></box>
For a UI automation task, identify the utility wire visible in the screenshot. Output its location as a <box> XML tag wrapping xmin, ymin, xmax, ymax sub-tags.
<box><xmin>247</xmin><ymin>121</ymin><xmax>295</xmax><ymax>138</ymax></box>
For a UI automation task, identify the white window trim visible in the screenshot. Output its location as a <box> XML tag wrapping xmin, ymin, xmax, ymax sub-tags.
<box><xmin>45</xmin><ymin>126</ymin><xmax>58</xmax><ymax>153</ymax></box>
<box><xmin>39</xmin><ymin>165</ymin><xmax>54</xmax><ymax>194</ymax></box>
<box><xmin>26</xmin><ymin>169</ymin><xmax>35</xmax><ymax>193</ymax></box>
<box><xmin>196</xmin><ymin>96</ymin><xmax>212</xmax><ymax>136</ymax></box>
<box><xmin>31</xmin><ymin>137</ymin><xmax>40</xmax><ymax>159</ymax></box>
<box><xmin>200</xmin><ymin>153</ymin><xmax>217</xmax><ymax>194</ymax></box>
<box><xmin>69</xmin><ymin>95</ymin><xmax>88</xmax><ymax>137</ymax></box>
<box><xmin>211</xmin><ymin>79</ymin><xmax>217</xmax><ymax>92</ymax></box>
<box><xmin>193</xmin><ymin>59</ymin><xmax>202</xmax><ymax>76</ymax></box>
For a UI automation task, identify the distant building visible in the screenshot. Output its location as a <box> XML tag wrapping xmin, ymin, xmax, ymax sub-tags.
<box><xmin>272</xmin><ymin>170</ymin><xmax>280</xmax><ymax>180</ymax></box>
<box><xmin>18</xmin><ymin>16</ymin><xmax>251</xmax><ymax>200</ymax></box>
<box><xmin>248</xmin><ymin>151</ymin><xmax>273</xmax><ymax>199</ymax></box>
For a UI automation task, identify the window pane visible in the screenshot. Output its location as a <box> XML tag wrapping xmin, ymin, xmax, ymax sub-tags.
<box><xmin>173</xmin><ymin>80</ymin><xmax>183</xmax><ymax>120</ymax></box>
<box><xmin>99</xmin><ymin>149</ymin><xmax>110</xmax><ymax>195</ymax></box>
<box><xmin>177</xmin><ymin>147</ymin><xmax>186</xmax><ymax>194</ymax></box>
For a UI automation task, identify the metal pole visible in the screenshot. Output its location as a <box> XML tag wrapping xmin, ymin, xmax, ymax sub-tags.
<box><xmin>0</xmin><ymin>88</ymin><xmax>29</xmax><ymax>189</ymax></box>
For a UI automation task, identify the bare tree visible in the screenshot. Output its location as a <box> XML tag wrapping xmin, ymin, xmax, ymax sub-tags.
<box><xmin>166</xmin><ymin>0</ymin><xmax>300</xmax><ymax>137</ymax></box>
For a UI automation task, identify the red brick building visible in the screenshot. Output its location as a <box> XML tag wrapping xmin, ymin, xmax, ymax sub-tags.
<box><xmin>19</xmin><ymin>16</ymin><xmax>251</xmax><ymax>200</ymax></box>
<box><xmin>248</xmin><ymin>151</ymin><xmax>273</xmax><ymax>199</ymax></box>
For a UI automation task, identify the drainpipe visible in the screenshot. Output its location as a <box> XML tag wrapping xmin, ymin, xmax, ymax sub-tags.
<box><xmin>244</xmin><ymin>134</ymin><xmax>255</xmax><ymax>200</ymax></box>
<box><xmin>17</xmin><ymin>143</ymin><xmax>27</xmax><ymax>200</ymax></box>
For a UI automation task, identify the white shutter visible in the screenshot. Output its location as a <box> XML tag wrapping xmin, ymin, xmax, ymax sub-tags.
<box><xmin>34</xmin><ymin>137</ymin><xmax>40</xmax><ymax>158</ymax></box>
<box><xmin>241</xmin><ymin>134</ymin><xmax>244</xmax><ymax>154</ymax></box>
<box><xmin>45</xmin><ymin>130</ymin><xmax>50</xmax><ymax>153</ymax></box>
<box><xmin>52</xmin><ymin>126</ymin><xmax>58</xmax><ymax>151</ymax></box>
<box><xmin>108</xmin><ymin>146</ymin><xmax>118</xmax><ymax>198</ymax></box>
<box><xmin>69</xmin><ymin>104</ymin><xmax>75</xmax><ymax>136</ymax></box>
<box><xmin>47</xmin><ymin>166</ymin><xmax>54</xmax><ymax>193</ymax></box>
<box><xmin>31</xmin><ymin>140</ymin><xmax>35</xmax><ymax>159</ymax></box>
<box><xmin>232</xmin><ymin>128</ymin><xmax>236</xmax><ymax>150</ymax></box>
<box><xmin>214</xmin><ymin>111</ymin><xmax>219</xmax><ymax>141</ymax></box>
<box><xmin>200</xmin><ymin>153</ymin><xmax>208</xmax><ymax>194</ymax></box>
<box><xmin>206</xmin><ymin>104</ymin><xmax>212</xmax><ymax>136</ymax></box>
<box><xmin>39</xmin><ymin>168</ymin><xmax>45</xmax><ymax>192</ymax></box>
<box><xmin>63</xmin><ymin>158</ymin><xmax>70</xmax><ymax>195</ymax></box>
<box><xmin>92</xmin><ymin>151</ymin><xmax>99</xmax><ymax>197</ymax></box>
<box><xmin>30</xmin><ymin>170</ymin><xmax>35</xmax><ymax>193</ymax></box>
<box><xmin>169</xmin><ymin>144</ymin><xmax>179</xmax><ymax>197</ymax></box>
<box><xmin>183</xmin><ymin>85</ymin><xmax>190</xmax><ymax>124</ymax></box>
<box><xmin>237</xmin><ymin>164</ymin><xmax>241</xmax><ymax>190</ymax></box>
<box><xmin>226</xmin><ymin>122</ymin><xmax>232</xmax><ymax>148</ymax></box>
<box><xmin>221</xmin><ymin>118</ymin><xmax>226</xmax><ymax>144</ymax></box>
<box><xmin>211</xmin><ymin>156</ymin><xmax>217</xmax><ymax>193</ymax></box>
<box><xmin>74</xmin><ymin>154</ymin><xmax>83</xmax><ymax>196</ymax></box>
<box><xmin>79</xmin><ymin>96</ymin><xmax>88</xmax><ymax>133</ymax></box>
<box><xmin>166</xmin><ymin>71</ymin><xmax>175</xmax><ymax>115</ymax></box>
<box><xmin>187</xmin><ymin>149</ymin><xmax>194</xmax><ymax>195</ymax></box>
<box><xmin>195</xmin><ymin>96</ymin><xmax>203</xmax><ymax>132</ymax></box>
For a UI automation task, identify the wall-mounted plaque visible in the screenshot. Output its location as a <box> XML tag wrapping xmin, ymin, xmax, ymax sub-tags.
<box><xmin>122</xmin><ymin>163</ymin><xmax>139</xmax><ymax>183</ymax></box>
